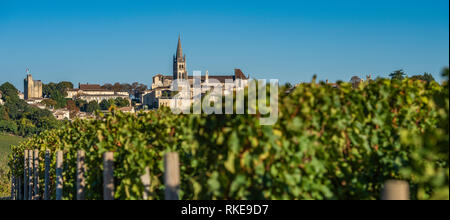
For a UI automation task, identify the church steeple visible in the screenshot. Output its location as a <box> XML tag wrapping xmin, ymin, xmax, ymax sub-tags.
<box><xmin>173</xmin><ymin>36</ymin><xmax>187</xmax><ymax>80</ymax></box>
<box><xmin>176</xmin><ymin>35</ymin><xmax>183</xmax><ymax>59</ymax></box>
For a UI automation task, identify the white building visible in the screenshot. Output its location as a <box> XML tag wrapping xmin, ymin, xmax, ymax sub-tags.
<box><xmin>0</xmin><ymin>92</ymin><xmax>4</xmax><ymax>105</ymax></box>
<box><xmin>52</xmin><ymin>108</ymin><xmax>70</xmax><ymax>120</ymax></box>
<box><xmin>66</xmin><ymin>83</ymin><xmax>130</xmax><ymax>103</ymax></box>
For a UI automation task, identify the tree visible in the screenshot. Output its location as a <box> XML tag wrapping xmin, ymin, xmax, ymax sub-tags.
<box><xmin>75</xmin><ymin>99</ymin><xmax>88</xmax><ymax>111</ymax></box>
<box><xmin>0</xmin><ymin>82</ymin><xmax>19</xmax><ymax>101</ymax></box>
<box><xmin>112</xmin><ymin>83</ymin><xmax>123</xmax><ymax>92</ymax></box>
<box><xmin>41</xmin><ymin>99</ymin><xmax>58</xmax><ymax>108</ymax></box>
<box><xmin>0</xmin><ymin>105</ymin><xmax>9</xmax><ymax>120</ymax></box>
<box><xmin>43</xmin><ymin>81</ymin><xmax>73</xmax><ymax>109</ymax></box>
<box><xmin>0</xmin><ymin>82</ymin><xmax>61</xmax><ymax>137</ymax></box>
<box><xmin>284</xmin><ymin>82</ymin><xmax>293</xmax><ymax>89</ymax></box>
<box><xmin>66</xmin><ymin>100</ymin><xmax>79</xmax><ymax>118</ymax></box>
<box><xmin>86</xmin><ymin>101</ymin><xmax>100</xmax><ymax>113</ymax></box>
<box><xmin>0</xmin><ymin>120</ymin><xmax>18</xmax><ymax>134</ymax></box>
<box><xmin>100</xmin><ymin>99</ymin><xmax>112</xmax><ymax>110</ymax></box>
<box><xmin>130</xmin><ymin>82</ymin><xmax>148</xmax><ymax>98</ymax></box>
<box><xmin>389</xmin><ymin>69</ymin><xmax>406</xmax><ymax>80</ymax></box>
<box><xmin>66</xmin><ymin>100</ymin><xmax>79</xmax><ymax>112</ymax></box>
<box><xmin>102</xmin><ymin>83</ymin><xmax>113</xmax><ymax>91</ymax></box>
<box><xmin>411</xmin><ymin>73</ymin><xmax>435</xmax><ymax>83</ymax></box>
<box><xmin>57</xmin><ymin>81</ymin><xmax>74</xmax><ymax>93</ymax></box>
<box><xmin>443</xmin><ymin>67</ymin><xmax>449</xmax><ymax>79</ymax></box>
<box><xmin>115</xmin><ymin>97</ymin><xmax>130</xmax><ymax>108</ymax></box>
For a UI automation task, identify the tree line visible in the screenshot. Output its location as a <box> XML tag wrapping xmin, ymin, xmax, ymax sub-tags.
<box><xmin>73</xmin><ymin>98</ymin><xmax>130</xmax><ymax>113</ymax></box>
<box><xmin>0</xmin><ymin>83</ymin><xmax>61</xmax><ymax>137</ymax></box>
<box><xmin>388</xmin><ymin>70</ymin><xmax>436</xmax><ymax>82</ymax></box>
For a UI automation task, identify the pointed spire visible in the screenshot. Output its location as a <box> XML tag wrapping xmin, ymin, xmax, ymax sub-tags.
<box><xmin>176</xmin><ymin>35</ymin><xmax>183</xmax><ymax>59</ymax></box>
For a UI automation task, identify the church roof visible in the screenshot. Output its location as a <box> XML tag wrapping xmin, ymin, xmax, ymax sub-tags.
<box><xmin>234</xmin><ymin>69</ymin><xmax>247</xmax><ymax>79</ymax></box>
<box><xmin>176</xmin><ymin>36</ymin><xmax>183</xmax><ymax>59</ymax></box>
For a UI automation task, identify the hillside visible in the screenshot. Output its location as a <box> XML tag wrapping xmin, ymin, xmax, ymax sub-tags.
<box><xmin>0</xmin><ymin>134</ymin><xmax>24</xmax><ymax>197</ymax></box>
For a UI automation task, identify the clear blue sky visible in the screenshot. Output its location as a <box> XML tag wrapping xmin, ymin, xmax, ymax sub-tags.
<box><xmin>0</xmin><ymin>0</ymin><xmax>448</xmax><ymax>91</ymax></box>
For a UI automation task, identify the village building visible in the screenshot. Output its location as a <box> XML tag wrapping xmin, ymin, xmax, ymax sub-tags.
<box><xmin>72</xmin><ymin>111</ymin><xmax>96</xmax><ymax>121</ymax></box>
<box><xmin>66</xmin><ymin>83</ymin><xmax>130</xmax><ymax>103</ymax></box>
<box><xmin>117</xmin><ymin>106</ymin><xmax>136</xmax><ymax>114</ymax></box>
<box><xmin>0</xmin><ymin>91</ymin><xmax>4</xmax><ymax>105</ymax></box>
<box><xmin>25</xmin><ymin>98</ymin><xmax>45</xmax><ymax>106</ymax></box>
<box><xmin>18</xmin><ymin>92</ymin><xmax>24</xmax><ymax>100</ymax></box>
<box><xmin>52</xmin><ymin>108</ymin><xmax>70</xmax><ymax>120</ymax></box>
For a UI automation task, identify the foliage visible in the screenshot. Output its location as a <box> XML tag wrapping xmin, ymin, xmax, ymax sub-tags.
<box><xmin>66</xmin><ymin>100</ymin><xmax>79</xmax><ymax>119</ymax></box>
<box><xmin>0</xmin><ymin>83</ymin><xmax>61</xmax><ymax>137</ymax></box>
<box><xmin>41</xmin><ymin>99</ymin><xmax>58</xmax><ymax>108</ymax></box>
<box><xmin>284</xmin><ymin>82</ymin><xmax>293</xmax><ymax>89</ymax></box>
<box><xmin>75</xmin><ymin>99</ymin><xmax>88</xmax><ymax>112</ymax></box>
<box><xmin>85</xmin><ymin>101</ymin><xmax>100</xmax><ymax>113</ymax></box>
<box><xmin>410</xmin><ymin>73</ymin><xmax>436</xmax><ymax>83</ymax></box>
<box><xmin>43</xmin><ymin>82</ymin><xmax>73</xmax><ymax>109</ymax></box>
<box><xmin>400</xmin><ymin>68</ymin><xmax>449</xmax><ymax>199</ymax></box>
<box><xmin>0</xmin><ymin>82</ymin><xmax>20</xmax><ymax>102</ymax></box>
<box><xmin>100</xmin><ymin>98</ymin><xmax>130</xmax><ymax>110</ymax></box>
<box><xmin>0</xmin><ymin>120</ymin><xmax>18</xmax><ymax>134</ymax></box>
<box><xmin>0</xmin><ymin>134</ymin><xmax>24</xmax><ymax>197</ymax></box>
<box><xmin>389</xmin><ymin>69</ymin><xmax>406</xmax><ymax>80</ymax></box>
<box><xmin>8</xmin><ymin>77</ymin><xmax>449</xmax><ymax>200</ymax></box>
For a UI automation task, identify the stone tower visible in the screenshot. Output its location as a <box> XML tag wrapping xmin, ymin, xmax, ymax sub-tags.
<box><xmin>24</xmin><ymin>69</ymin><xmax>43</xmax><ymax>100</ymax></box>
<box><xmin>173</xmin><ymin>36</ymin><xmax>187</xmax><ymax>80</ymax></box>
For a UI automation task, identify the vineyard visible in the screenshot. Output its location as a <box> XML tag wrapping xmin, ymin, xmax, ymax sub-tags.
<box><xmin>7</xmin><ymin>75</ymin><xmax>450</xmax><ymax>200</ymax></box>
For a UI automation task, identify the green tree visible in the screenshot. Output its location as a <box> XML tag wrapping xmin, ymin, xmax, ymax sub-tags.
<box><xmin>0</xmin><ymin>120</ymin><xmax>17</xmax><ymax>134</ymax></box>
<box><xmin>284</xmin><ymin>82</ymin><xmax>293</xmax><ymax>89</ymax></box>
<box><xmin>0</xmin><ymin>82</ymin><xmax>61</xmax><ymax>137</ymax></box>
<box><xmin>86</xmin><ymin>101</ymin><xmax>100</xmax><ymax>113</ymax></box>
<box><xmin>100</xmin><ymin>99</ymin><xmax>112</xmax><ymax>110</ymax></box>
<box><xmin>115</xmin><ymin>97</ymin><xmax>130</xmax><ymax>108</ymax></box>
<box><xmin>41</xmin><ymin>99</ymin><xmax>58</xmax><ymax>108</ymax></box>
<box><xmin>0</xmin><ymin>82</ymin><xmax>19</xmax><ymax>101</ymax></box>
<box><xmin>411</xmin><ymin>72</ymin><xmax>435</xmax><ymax>83</ymax></box>
<box><xmin>389</xmin><ymin>69</ymin><xmax>406</xmax><ymax>80</ymax></box>
<box><xmin>43</xmin><ymin>81</ymin><xmax>73</xmax><ymax>109</ymax></box>
<box><xmin>0</xmin><ymin>105</ymin><xmax>9</xmax><ymax>120</ymax></box>
<box><xmin>57</xmin><ymin>81</ymin><xmax>74</xmax><ymax>93</ymax></box>
<box><xmin>75</xmin><ymin>99</ymin><xmax>88</xmax><ymax>111</ymax></box>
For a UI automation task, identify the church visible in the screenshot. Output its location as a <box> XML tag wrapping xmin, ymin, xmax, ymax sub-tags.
<box><xmin>142</xmin><ymin>37</ymin><xmax>249</xmax><ymax>109</ymax></box>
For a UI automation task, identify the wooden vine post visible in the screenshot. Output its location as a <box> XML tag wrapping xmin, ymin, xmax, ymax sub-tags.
<box><xmin>164</xmin><ymin>152</ymin><xmax>180</xmax><ymax>200</ymax></box>
<box><xmin>18</xmin><ymin>178</ymin><xmax>22</xmax><ymax>200</ymax></box>
<box><xmin>55</xmin><ymin>150</ymin><xmax>64</xmax><ymax>200</ymax></box>
<box><xmin>28</xmin><ymin>150</ymin><xmax>33</xmax><ymax>200</ymax></box>
<box><xmin>14</xmin><ymin>154</ymin><xmax>19</xmax><ymax>200</ymax></box>
<box><xmin>76</xmin><ymin>150</ymin><xmax>86</xmax><ymax>200</ymax></box>
<box><xmin>33</xmin><ymin>149</ymin><xmax>40</xmax><ymax>200</ymax></box>
<box><xmin>23</xmin><ymin>150</ymin><xmax>28</xmax><ymax>200</ymax></box>
<box><xmin>140</xmin><ymin>167</ymin><xmax>151</xmax><ymax>200</ymax></box>
<box><xmin>44</xmin><ymin>150</ymin><xmax>50</xmax><ymax>200</ymax></box>
<box><xmin>382</xmin><ymin>180</ymin><xmax>410</xmax><ymax>200</ymax></box>
<box><xmin>103</xmin><ymin>152</ymin><xmax>114</xmax><ymax>200</ymax></box>
<box><xmin>10</xmin><ymin>155</ymin><xmax>15</xmax><ymax>200</ymax></box>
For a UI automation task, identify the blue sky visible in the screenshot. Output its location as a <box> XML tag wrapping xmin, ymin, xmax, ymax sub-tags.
<box><xmin>0</xmin><ymin>0</ymin><xmax>448</xmax><ymax>91</ymax></box>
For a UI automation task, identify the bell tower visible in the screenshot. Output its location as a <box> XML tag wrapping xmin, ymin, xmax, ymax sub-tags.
<box><xmin>173</xmin><ymin>36</ymin><xmax>187</xmax><ymax>80</ymax></box>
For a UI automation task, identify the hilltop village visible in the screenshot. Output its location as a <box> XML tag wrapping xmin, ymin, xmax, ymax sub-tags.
<box><xmin>10</xmin><ymin>37</ymin><xmax>250</xmax><ymax>121</ymax></box>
